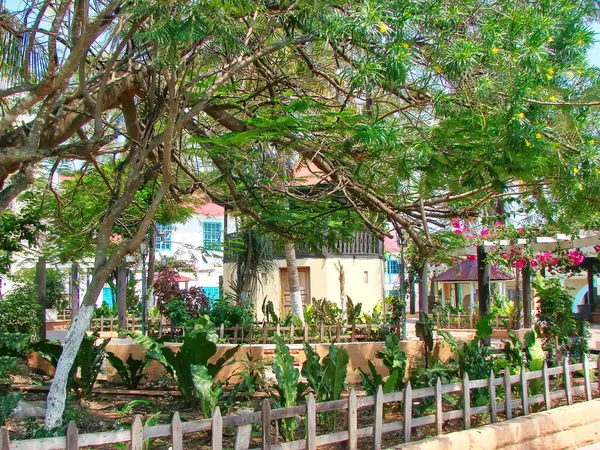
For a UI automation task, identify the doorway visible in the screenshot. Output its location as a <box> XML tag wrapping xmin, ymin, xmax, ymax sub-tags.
<box><xmin>280</xmin><ymin>267</ymin><xmax>311</xmax><ymax>316</ymax></box>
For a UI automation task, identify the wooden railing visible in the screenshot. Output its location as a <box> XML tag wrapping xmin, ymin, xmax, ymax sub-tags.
<box><xmin>436</xmin><ymin>313</ymin><xmax>512</xmax><ymax>330</ymax></box>
<box><xmin>4</xmin><ymin>355</ymin><xmax>598</xmax><ymax>450</ymax></box>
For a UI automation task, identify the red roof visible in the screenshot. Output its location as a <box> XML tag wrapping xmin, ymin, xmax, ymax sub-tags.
<box><xmin>384</xmin><ymin>235</ymin><xmax>401</xmax><ymax>253</ymax></box>
<box><xmin>193</xmin><ymin>202</ymin><xmax>224</xmax><ymax>216</ymax></box>
<box><xmin>431</xmin><ymin>260</ymin><xmax>513</xmax><ymax>282</ymax></box>
<box><xmin>289</xmin><ymin>160</ymin><xmax>328</xmax><ymax>186</ymax></box>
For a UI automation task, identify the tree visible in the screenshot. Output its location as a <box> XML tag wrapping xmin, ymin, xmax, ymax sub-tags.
<box><xmin>1</xmin><ymin>0</ymin><xmax>599</xmax><ymax>428</ymax></box>
<box><xmin>284</xmin><ymin>241</ymin><xmax>305</xmax><ymax>324</ymax></box>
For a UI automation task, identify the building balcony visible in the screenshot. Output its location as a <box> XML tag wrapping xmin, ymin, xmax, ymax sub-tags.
<box><xmin>223</xmin><ymin>229</ymin><xmax>384</xmax><ymax>262</ymax></box>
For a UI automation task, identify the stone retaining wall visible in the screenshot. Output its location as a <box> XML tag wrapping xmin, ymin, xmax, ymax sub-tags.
<box><xmin>395</xmin><ymin>399</ymin><xmax>600</xmax><ymax>450</ymax></box>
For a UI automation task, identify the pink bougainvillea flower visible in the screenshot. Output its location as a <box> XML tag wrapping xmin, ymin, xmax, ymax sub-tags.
<box><xmin>517</xmin><ymin>227</ymin><xmax>525</xmax><ymax>233</ymax></box>
<box><xmin>495</xmin><ymin>220</ymin><xmax>503</xmax><ymax>226</ymax></box>
<box><xmin>452</xmin><ymin>219</ymin><xmax>461</xmax><ymax>229</ymax></box>
<box><xmin>567</xmin><ymin>250</ymin><xmax>584</xmax><ymax>266</ymax></box>
<box><xmin>501</xmin><ymin>253</ymin><xmax>509</xmax><ymax>259</ymax></box>
<box><xmin>453</xmin><ymin>229</ymin><xmax>463</xmax><ymax>235</ymax></box>
<box><xmin>237</xmin><ymin>301</ymin><xmax>243</xmax><ymax>306</ymax></box>
<box><xmin>529</xmin><ymin>260</ymin><xmax>538</xmax><ymax>267</ymax></box>
<box><xmin>594</xmin><ymin>245</ymin><xmax>600</xmax><ymax>252</ymax></box>
<box><xmin>514</xmin><ymin>260</ymin><xmax>526</xmax><ymax>269</ymax></box>
<box><xmin>480</xmin><ymin>229</ymin><xmax>489</xmax><ymax>236</ymax></box>
<box><xmin>467</xmin><ymin>255</ymin><xmax>477</xmax><ymax>261</ymax></box>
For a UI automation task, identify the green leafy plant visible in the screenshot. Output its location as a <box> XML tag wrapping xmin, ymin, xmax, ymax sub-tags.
<box><xmin>106</xmin><ymin>353</ymin><xmax>150</xmax><ymax>390</ymax></box>
<box><xmin>71</xmin><ymin>333</ymin><xmax>111</xmax><ymax>397</ymax></box>
<box><xmin>415</xmin><ymin>313</ymin><xmax>435</xmax><ymax>368</ymax></box>
<box><xmin>0</xmin><ymin>289</ymin><xmax>41</xmax><ymax>334</ymax></box>
<box><xmin>10</xmin><ymin>267</ymin><xmax>67</xmax><ymax>310</ymax></box>
<box><xmin>0</xmin><ymin>391</ymin><xmax>21</xmax><ymax>426</ymax></box>
<box><xmin>534</xmin><ymin>274</ymin><xmax>590</xmax><ymax>362</ymax></box>
<box><xmin>129</xmin><ymin>330</ymin><xmax>239</xmax><ymax>414</ymax></box>
<box><xmin>270</xmin><ymin>335</ymin><xmax>306</xmax><ymax>441</ymax></box>
<box><xmin>359</xmin><ymin>334</ymin><xmax>407</xmax><ymax>394</ymax></box>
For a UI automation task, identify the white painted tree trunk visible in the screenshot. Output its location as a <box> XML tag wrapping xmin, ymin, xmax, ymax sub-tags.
<box><xmin>44</xmin><ymin>299</ymin><xmax>95</xmax><ymax>429</ymax></box>
<box><xmin>337</xmin><ymin>262</ymin><xmax>347</xmax><ymax>319</ymax></box>
<box><xmin>284</xmin><ymin>241</ymin><xmax>304</xmax><ymax>325</ymax></box>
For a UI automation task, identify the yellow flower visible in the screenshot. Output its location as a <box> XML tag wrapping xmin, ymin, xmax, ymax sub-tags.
<box><xmin>525</xmin><ymin>139</ymin><xmax>531</xmax><ymax>147</ymax></box>
<box><xmin>566</xmin><ymin>71</ymin><xmax>574</xmax><ymax>78</ymax></box>
<box><xmin>574</xmin><ymin>167</ymin><xmax>579</xmax><ymax>174</ymax></box>
<box><xmin>379</xmin><ymin>22</ymin><xmax>390</xmax><ymax>33</ymax></box>
<box><xmin>578</xmin><ymin>184</ymin><xmax>584</xmax><ymax>191</ymax></box>
<box><xmin>577</xmin><ymin>70</ymin><xmax>582</xmax><ymax>75</ymax></box>
<box><xmin>491</xmin><ymin>47</ymin><xmax>499</xmax><ymax>54</ymax></box>
<box><xmin>516</xmin><ymin>112</ymin><xmax>525</xmax><ymax>119</ymax></box>
<box><xmin>549</xmin><ymin>95</ymin><xmax>557</xmax><ymax>101</ymax></box>
<box><xmin>589</xmin><ymin>139</ymin><xmax>595</xmax><ymax>145</ymax></box>
<box><xmin>435</xmin><ymin>66</ymin><xmax>442</xmax><ymax>73</ymax></box>
<box><xmin>595</xmin><ymin>168</ymin><xmax>600</xmax><ymax>174</ymax></box>
<box><xmin>402</xmin><ymin>42</ymin><xmax>409</xmax><ymax>49</ymax></box>
<box><xmin>536</xmin><ymin>133</ymin><xmax>542</xmax><ymax>139</ymax></box>
<box><xmin>548</xmin><ymin>37</ymin><xmax>554</xmax><ymax>43</ymax></box>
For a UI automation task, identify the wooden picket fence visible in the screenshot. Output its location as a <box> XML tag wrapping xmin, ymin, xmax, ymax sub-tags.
<box><xmin>3</xmin><ymin>354</ymin><xmax>598</xmax><ymax>450</ymax></box>
<box><xmin>436</xmin><ymin>313</ymin><xmax>512</xmax><ymax>330</ymax></box>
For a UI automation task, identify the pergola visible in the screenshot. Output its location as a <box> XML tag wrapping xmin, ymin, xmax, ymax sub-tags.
<box><xmin>447</xmin><ymin>231</ymin><xmax>600</xmax><ymax>327</ymax></box>
<box><xmin>431</xmin><ymin>260</ymin><xmax>513</xmax><ymax>312</ymax></box>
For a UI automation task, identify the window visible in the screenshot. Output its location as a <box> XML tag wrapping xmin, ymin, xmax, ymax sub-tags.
<box><xmin>156</xmin><ymin>224</ymin><xmax>173</xmax><ymax>251</ymax></box>
<box><xmin>102</xmin><ymin>286</ymin><xmax>115</xmax><ymax>306</ymax></box>
<box><xmin>203</xmin><ymin>222</ymin><xmax>222</xmax><ymax>249</ymax></box>
<box><xmin>203</xmin><ymin>287</ymin><xmax>220</xmax><ymax>303</ymax></box>
<box><xmin>386</xmin><ymin>258</ymin><xmax>400</xmax><ymax>275</ymax></box>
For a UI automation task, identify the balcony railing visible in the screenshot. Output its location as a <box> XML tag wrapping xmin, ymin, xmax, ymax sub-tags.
<box><xmin>224</xmin><ymin>229</ymin><xmax>383</xmax><ymax>262</ymax></box>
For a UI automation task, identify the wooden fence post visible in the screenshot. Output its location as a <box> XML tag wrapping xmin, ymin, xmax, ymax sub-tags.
<box><xmin>263</xmin><ymin>322</ymin><xmax>268</xmax><ymax>345</ymax></box>
<box><xmin>262</xmin><ymin>400</ymin><xmax>272</xmax><ymax>450</ymax></box>
<box><xmin>290</xmin><ymin>322</ymin><xmax>295</xmax><ymax>343</ymax></box>
<box><xmin>336</xmin><ymin>323</ymin><xmax>341</xmax><ymax>342</ymax></box>
<box><xmin>521</xmin><ymin>364</ymin><xmax>528</xmax><ymax>415</ymax></box>
<box><xmin>563</xmin><ymin>356</ymin><xmax>573</xmax><ymax>405</ymax></box>
<box><xmin>0</xmin><ymin>427</ymin><xmax>10</xmax><ymax>450</ymax></box>
<box><xmin>66</xmin><ymin>421</ymin><xmax>79</xmax><ymax>449</ymax></box>
<box><xmin>583</xmin><ymin>354</ymin><xmax>592</xmax><ymax>401</ymax></box>
<box><xmin>597</xmin><ymin>356</ymin><xmax>600</xmax><ymax>393</ymax></box>
<box><xmin>489</xmin><ymin>369</ymin><xmax>497</xmax><ymax>423</ymax></box>
<box><xmin>504</xmin><ymin>369</ymin><xmax>512</xmax><ymax>420</ymax></box>
<box><xmin>130</xmin><ymin>415</ymin><xmax>143</xmax><ymax>450</ymax></box>
<box><xmin>435</xmin><ymin>377</ymin><xmax>443</xmax><ymax>435</ymax></box>
<box><xmin>220</xmin><ymin>323</ymin><xmax>225</xmax><ymax>340</ymax></box>
<box><xmin>171</xmin><ymin>411</ymin><xmax>183</xmax><ymax>450</ymax></box>
<box><xmin>347</xmin><ymin>388</ymin><xmax>358</xmax><ymax>450</ymax></box>
<box><xmin>234</xmin><ymin>325</ymin><xmax>239</xmax><ymax>344</ymax></box>
<box><xmin>463</xmin><ymin>373</ymin><xmax>471</xmax><ymax>429</ymax></box>
<box><xmin>542</xmin><ymin>361</ymin><xmax>551</xmax><ymax>411</ymax></box>
<box><xmin>373</xmin><ymin>385</ymin><xmax>384</xmax><ymax>449</ymax></box>
<box><xmin>404</xmin><ymin>382</ymin><xmax>413</xmax><ymax>443</ymax></box>
<box><xmin>306</xmin><ymin>393</ymin><xmax>317</xmax><ymax>450</ymax></box>
<box><xmin>212</xmin><ymin>407</ymin><xmax>223</xmax><ymax>450</ymax></box>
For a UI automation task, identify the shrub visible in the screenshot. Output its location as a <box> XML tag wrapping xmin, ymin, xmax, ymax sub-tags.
<box><xmin>208</xmin><ymin>296</ymin><xmax>254</xmax><ymax>327</ymax></box>
<box><xmin>534</xmin><ymin>275</ymin><xmax>589</xmax><ymax>361</ymax></box>
<box><xmin>10</xmin><ymin>267</ymin><xmax>67</xmax><ymax>310</ymax></box>
<box><xmin>0</xmin><ymin>290</ymin><xmax>41</xmax><ymax>334</ymax></box>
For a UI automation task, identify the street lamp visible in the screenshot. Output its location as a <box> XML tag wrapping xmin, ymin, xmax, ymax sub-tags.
<box><xmin>140</xmin><ymin>241</ymin><xmax>149</xmax><ymax>335</ymax></box>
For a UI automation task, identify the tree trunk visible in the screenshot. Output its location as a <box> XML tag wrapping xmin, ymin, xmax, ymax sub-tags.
<box><xmin>36</xmin><ymin>258</ymin><xmax>46</xmax><ymax>340</ymax></box>
<box><xmin>284</xmin><ymin>241</ymin><xmax>304</xmax><ymax>325</ymax></box>
<box><xmin>338</xmin><ymin>262</ymin><xmax>347</xmax><ymax>319</ymax></box>
<box><xmin>70</xmin><ymin>263</ymin><xmax>79</xmax><ymax>319</ymax></box>
<box><xmin>146</xmin><ymin>228</ymin><xmax>156</xmax><ymax>307</ymax></box>
<box><xmin>117</xmin><ymin>266</ymin><xmax>127</xmax><ymax>337</ymax></box>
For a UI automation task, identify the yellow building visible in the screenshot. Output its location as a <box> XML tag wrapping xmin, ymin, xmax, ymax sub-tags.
<box><xmin>223</xmin><ymin>230</ymin><xmax>385</xmax><ymax>321</ymax></box>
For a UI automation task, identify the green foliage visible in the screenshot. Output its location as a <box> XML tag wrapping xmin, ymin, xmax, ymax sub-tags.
<box><xmin>534</xmin><ymin>275</ymin><xmax>590</xmax><ymax>361</ymax></box>
<box><xmin>106</xmin><ymin>353</ymin><xmax>150</xmax><ymax>390</ymax></box>
<box><xmin>302</xmin><ymin>343</ymin><xmax>349</xmax><ymax>403</ymax></box>
<box><xmin>0</xmin><ymin>203</ymin><xmax>43</xmax><ymax>274</ymax></box>
<box><xmin>0</xmin><ymin>332</ymin><xmax>30</xmax><ymax>382</ymax></box>
<box><xmin>129</xmin><ymin>330</ymin><xmax>238</xmax><ymax>411</ymax></box>
<box><xmin>270</xmin><ymin>335</ymin><xmax>306</xmax><ymax>441</ymax></box>
<box><xmin>415</xmin><ymin>313</ymin><xmax>435</xmax><ymax>368</ymax></box>
<box><xmin>0</xmin><ymin>391</ymin><xmax>21</xmax><ymax>426</ymax></box>
<box><xmin>29</xmin><ymin>339</ymin><xmax>62</xmax><ymax>368</ymax></box>
<box><xmin>10</xmin><ymin>267</ymin><xmax>67</xmax><ymax>310</ymax></box>
<box><xmin>208</xmin><ymin>296</ymin><xmax>254</xmax><ymax>327</ymax></box>
<box><xmin>345</xmin><ymin>296</ymin><xmax>362</xmax><ymax>325</ymax></box>
<box><xmin>0</xmin><ymin>288</ymin><xmax>41</xmax><ymax>334</ymax></box>
<box><xmin>304</xmin><ymin>298</ymin><xmax>342</xmax><ymax>325</ymax></box>
<box><xmin>71</xmin><ymin>333</ymin><xmax>111</xmax><ymax>398</ymax></box>
<box><xmin>439</xmin><ymin>315</ymin><xmax>496</xmax><ymax>381</ymax></box>
<box><xmin>94</xmin><ymin>301</ymin><xmax>118</xmax><ymax>318</ymax></box>
<box><xmin>360</xmin><ymin>334</ymin><xmax>407</xmax><ymax>394</ymax></box>
<box><xmin>191</xmin><ymin>364</ymin><xmax>224</xmax><ymax>418</ymax></box>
